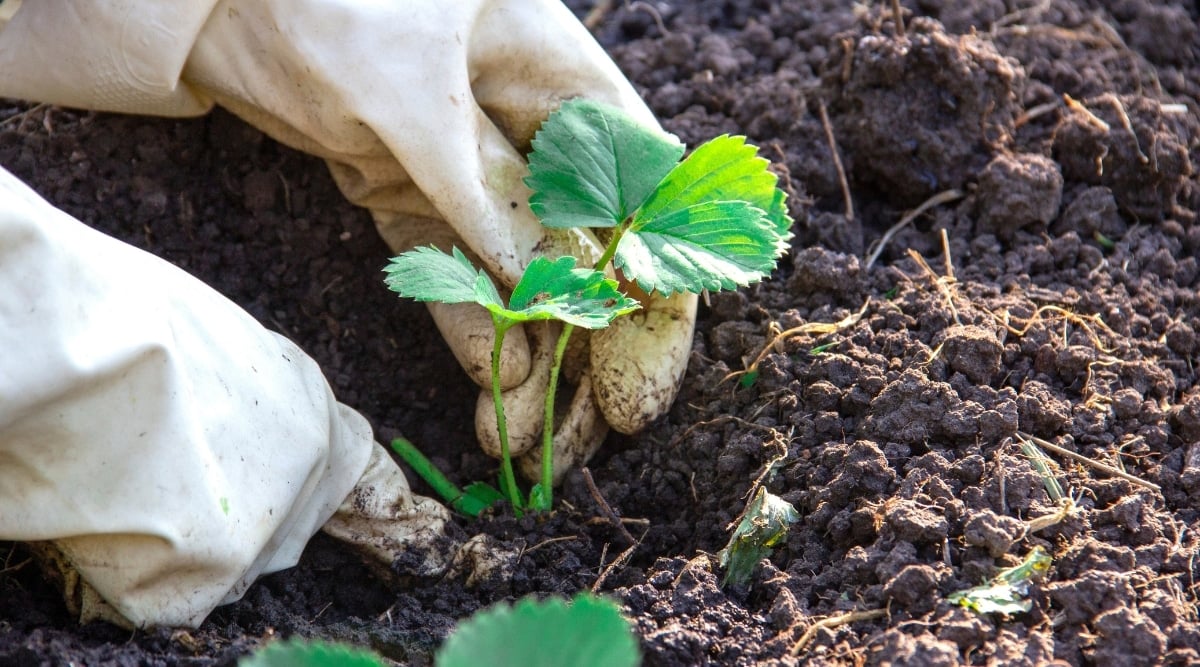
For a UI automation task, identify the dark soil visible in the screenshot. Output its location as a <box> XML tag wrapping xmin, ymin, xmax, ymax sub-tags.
<box><xmin>3</xmin><ymin>1</ymin><xmax>1199</xmax><ymax>665</ymax></box>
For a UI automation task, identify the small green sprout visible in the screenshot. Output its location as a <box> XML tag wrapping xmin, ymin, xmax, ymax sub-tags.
<box><xmin>809</xmin><ymin>340</ymin><xmax>839</xmax><ymax>355</ymax></box>
<box><xmin>436</xmin><ymin>593</ymin><xmax>640</xmax><ymax>667</ymax></box>
<box><xmin>386</xmin><ymin>98</ymin><xmax>792</xmax><ymax>515</ymax></box>
<box><xmin>947</xmin><ymin>546</ymin><xmax>1052</xmax><ymax>615</ymax></box>
<box><xmin>718</xmin><ymin>487</ymin><xmax>799</xmax><ymax>586</ymax></box>
<box><xmin>738</xmin><ymin>369</ymin><xmax>760</xmax><ymax>388</ymax></box>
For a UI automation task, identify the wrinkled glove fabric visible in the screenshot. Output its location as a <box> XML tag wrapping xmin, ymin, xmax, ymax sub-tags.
<box><xmin>0</xmin><ymin>168</ymin><xmax>396</xmax><ymax>627</ymax></box>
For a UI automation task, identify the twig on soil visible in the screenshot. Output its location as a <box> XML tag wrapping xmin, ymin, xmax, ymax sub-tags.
<box><xmin>864</xmin><ymin>188</ymin><xmax>963</xmax><ymax>270</ymax></box>
<box><xmin>583</xmin><ymin>0</ymin><xmax>613</xmax><ymax>28</ymax></box>
<box><xmin>0</xmin><ymin>555</ymin><xmax>30</xmax><ymax>577</ymax></box>
<box><xmin>581</xmin><ymin>467</ymin><xmax>638</xmax><ymax>544</ymax></box>
<box><xmin>585</xmin><ymin>516</ymin><xmax>649</xmax><ymax>530</ymax></box>
<box><xmin>817</xmin><ymin>99</ymin><xmax>854</xmax><ymax>224</ymax></box>
<box><xmin>1017</xmin><ymin>431</ymin><xmax>1161</xmax><ymax>493</ymax></box>
<box><xmin>997</xmin><ymin>23</ymin><xmax>1119</xmax><ymax>49</ymax></box>
<box><xmin>726</xmin><ymin>299</ymin><xmax>870</xmax><ymax>384</ymax></box>
<box><xmin>889</xmin><ymin>0</ymin><xmax>905</xmax><ymax>38</ymax></box>
<box><xmin>522</xmin><ymin>535</ymin><xmax>581</xmax><ymax>556</ymax></box>
<box><xmin>838</xmin><ymin>37</ymin><xmax>855</xmax><ymax>84</ymax></box>
<box><xmin>584</xmin><ymin>0</ymin><xmax>668</xmax><ymax>35</ymax></box>
<box><xmin>1025</xmin><ymin>497</ymin><xmax>1078</xmax><ymax>534</ymax></box>
<box><xmin>990</xmin><ymin>0</ymin><xmax>1052</xmax><ymax>31</ymax></box>
<box><xmin>906</xmin><ymin>248</ymin><xmax>962</xmax><ymax>327</ymax></box>
<box><xmin>1063</xmin><ymin>93</ymin><xmax>1112</xmax><ymax>132</ymax></box>
<box><xmin>592</xmin><ymin>529</ymin><xmax>645</xmax><ymax>592</ymax></box>
<box><xmin>0</xmin><ymin>102</ymin><xmax>48</xmax><ymax>132</ymax></box>
<box><xmin>987</xmin><ymin>304</ymin><xmax>1117</xmax><ymax>354</ymax></box>
<box><xmin>996</xmin><ymin>447</ymin><xmax>1008</xmax><ymax>515</ymax></box>
<box><xmin>310</xmin><ymin>602</ymin><xmax>333</xmax><ymax>623</ymax></box>
<box><xmin>1083</xmin><ymin>358</ymin><xmax>1122</xmax><ymax>409</ymax></box>
<box><xmin>939</xmin><ymin>228</ymin><xmax>956</xmax><ymax>282</ymax></box>
<box><xmin>1100</xmin><ymin>92</ymin><xmax>1150</xmax><ymax>163</ymax></box>
<box><xmin>790</xmin><ymin>608</ymin><xmax>888</xmax><ymax>656</ymax></box>
<box><xmin>1015</xmin><ymin>99</ymin><xmax>1062</xmax><ymax>128</ymax></box>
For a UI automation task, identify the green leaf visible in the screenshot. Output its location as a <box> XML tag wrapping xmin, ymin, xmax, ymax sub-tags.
<box><xmin>635</xmin><ymin>134</ymin><xmax>793</xmax><ymax>238</ymax></box>
<box><xmin>528</xmin><ymin>483</ymin><xmax>549</xmax><ymax>512</ymax></box>
<box><xmin>947</xmin><ymin>547</ymin><xmax>1052</xmax><ymax>616</ymax></box>
<box><xmin>718</xmin><ymin>487</ymin><xmax>799</xmax><ymax>587</ymax></box>
<box><xmin>239</xmin><ymin>639</ymin><xmax>385</xmax><ymax>667</ymax></box>
<box><xmin>436</xmin><ymin>593</ymin><xmax>640</xmax><ymax>667</ymax></box>
<box><xmin>499</xmin><ymin>255</ymin><xmax>640</xmax><ymax>329</ymax></box>
<box><xmin>527</xmin><ymin>98</ymin><xmax>684</xmax><ymax>229</ymax></box>
<box><xmin>616</xmin><ymin>200</ymin><xmax>784</xmax><ymax>294</ymax></box>
<box><xmin>810</xmin><ymin>341</ymin><xmax>839</xmax><ymax>355</ymax></box>
<box><xmin>738</xmin><ymin>369</ymin><xmax>759</xmax><ymax>388</ymax></box>
<box><xmin>947</xmin><ymin>583</ymin><xmax>1034</xmax><ymax>615</ymax></box>
<box><xmin>387</xmin><ymin>249</ymin><xmax>639</xmax><ymax>330</ymax></box>
<box><xmin>458</xmin><ymin>482</ymin><xmax>506</xmax><ymax>517</ymax></box>
<box><xmin>613</xmin><ymin>135</ymin><xmax>793</xmax><ymax>295</ymax></box>
<box><xmin>384</xmin><ymin>246</ymin><xmax>503</xmax><ymax>310</ymax></box>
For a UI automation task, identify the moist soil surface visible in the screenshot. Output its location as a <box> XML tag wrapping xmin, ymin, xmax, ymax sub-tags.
<box><xmin>3</xmin><ymin>1</ymin><xmax>1200</xmax><ymax>665</ymax></box>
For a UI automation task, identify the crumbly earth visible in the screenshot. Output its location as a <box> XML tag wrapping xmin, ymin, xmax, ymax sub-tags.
<box><xmin>2</xmin><ymin>1</ymin><xmax>1199</xmax><ymax>665</ymax></box>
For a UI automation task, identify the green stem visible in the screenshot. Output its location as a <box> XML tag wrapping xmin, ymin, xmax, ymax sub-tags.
<box><xmin>390</xmin><ymin>437</ymin><xmax>468</xmax><ymax>514</ymax></box>
<box><xmin>491</xmin><ymin>317</ymin><xmax>523</xmax><ymax>514</ymax></box>
<box><xmin>595</xmin><ymin>223</ymin><xmax>627</xmax><ymax>273</ymax></box>
<box><xmin>535</xmin><ymin>321</ymin><xmax>575</xmax><ymax>511</ymax></box>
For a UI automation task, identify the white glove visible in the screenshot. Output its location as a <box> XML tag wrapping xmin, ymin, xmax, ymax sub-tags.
<box><xmin>0</xmin><ymin>166</ymin><xmax>455</xmax><ymax>628</ymax></box>
<box><xmin>0</xmin><ymin>0</ymin><xmax>697</xmax><ymax>482</ymax></box>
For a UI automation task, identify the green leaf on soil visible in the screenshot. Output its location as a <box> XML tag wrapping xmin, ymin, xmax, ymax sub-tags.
<box><xmin>947</xmin><ymin>546</ymin><xmax>1052</xmax><ymax>616</ymax></box>
<box><xmin>738</xmin><ymin>369</ymin><xmax>759</xmax><ymax>388</ymax></box>
<box><xmin>436</xmin><ymin>593</ymin><xmax>640</xmax><ymax>667</ymax></box>
<box><xmin>718</xmin><ymin>487</ymin><xmax>799</xmax><ymax>587</ymax></box>
<box><xmin>239</xmin><ymin>639</ymin><xmax>385</xmax><ymax>667</ymax></box>
<box><xmin>459</xmin><ymin>482</ymin><xmax>506</xmax><ymax>516</ymax></box>
<box><xmin>526</xmin><ymin>98</ymin><xmax>685</xmax><ymax>229</ymax></box>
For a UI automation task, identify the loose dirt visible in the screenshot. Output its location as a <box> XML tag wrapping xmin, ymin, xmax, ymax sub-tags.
<box><xmin>2</xmin><ymin>1</ymin><xmax>1198</xmax><ymax>665</ymax></box>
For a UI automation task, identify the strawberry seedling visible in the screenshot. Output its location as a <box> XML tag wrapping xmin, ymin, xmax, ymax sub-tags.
<box><xmin>385</xmin><ymin>99</ymin><xmax>792</xmax><ymax>515</ymax></box>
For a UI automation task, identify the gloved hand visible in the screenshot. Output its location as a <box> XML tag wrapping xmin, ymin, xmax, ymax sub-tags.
<box><xmin>0</xmin><ymin>0</ymin><xmax>697</xmax><ymax>482</ymax></box>
<box><xmin>0</xmin><ymin>166</ymin><xmax>455</xmax><ymax>628</ymax></box>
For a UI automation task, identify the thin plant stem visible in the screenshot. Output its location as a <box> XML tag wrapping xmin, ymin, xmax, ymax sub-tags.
<box><xmin>390</xmin><ymin>437</ymin><xmax>465</xmax><ymax>509</ymax></box>
<box><xmin>594</xmin><ymin>223</ymin><xmax>627</xmax><ymax>273</ymax></box>
<box><xmin>538</xmin><ymin>321</ymin><xmax>576</xmax><ymax>510</ymax></box>
<box><xmin>490</xmin><ymin>317</ymin><xmax>523</xmax><ymax>512</ymax></box>
<box><xmin>534</xmin><ymin>223</ymin><xmax>628</xmax><ymax>511</ymax></box>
